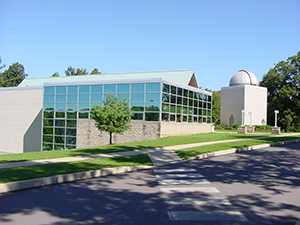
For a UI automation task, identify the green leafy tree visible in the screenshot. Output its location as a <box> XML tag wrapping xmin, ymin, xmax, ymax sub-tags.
<box><xmin>0</xmin><ymin>57</ymin><xmax>6</xmax><ymax>71</ymax></box>
<box><xmin>91</xmin><ymin>93</ymin><xmax>133</xmax><ymax>144</ymax></box>
<box><xmin>260</xmin><ymin>51</ymin><xmax>300</xmax><ymax>131</ymax></box>
<box><xmin>51</xmin><ymin>72</ymin><xmax>60</xmax><ymax>77</ymax></box>
<box><xmin>212</xmin><ymin>91</ymin><xmax>221</xmax><ymax>124</ymax></box>
<box><xmin>0</xmin><ymin>62</ymin><xmax>28</xmax><ymax>87</ymax></box>
<box><xmin>90</xmin><ymin>68</ymin><xmax>101</xmax><ymax>74</ymax></box>
<box><xmin>65</xmin><ymin>66</ymin><xmax>88</xmax><ymax>76</ymax></box>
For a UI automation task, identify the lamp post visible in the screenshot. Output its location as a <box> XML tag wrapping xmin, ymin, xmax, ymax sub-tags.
<box><xmin>241</xmin><ymin>110</ymin><xmax>245</xmax><ymax>127</ymax></box>
<box><xmin>274</xmin><ymin>110</ymin><xmax>279</xmax><ymax>127</ymax></box>
<box><xmin>249</xmin><ymin>112</ymin><xmax>252</xmax><ymax>127</ymax></box>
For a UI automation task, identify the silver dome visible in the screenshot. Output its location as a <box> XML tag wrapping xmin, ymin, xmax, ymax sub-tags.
<box><xmin>229</xmin><ymin>70</ymin><xmax>259</xmax><ymax>86</ymax></box>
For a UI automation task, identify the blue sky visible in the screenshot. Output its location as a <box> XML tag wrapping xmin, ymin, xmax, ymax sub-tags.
<box><xmin>1</xmin><ymin>0</ymin><xmax>299</xmax><ymax>91</ymax></box>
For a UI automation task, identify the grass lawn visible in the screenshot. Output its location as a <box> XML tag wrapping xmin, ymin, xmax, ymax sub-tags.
<box><xmin>0</xmin><ymin>154</ymin><xmax>153</xmax><ymax>183</ymax></box>
<box><xmin>0</xmin><ymin>132</ymin><xmax>271</xmax><ymax>164</ymax></box>
<box><xmin>176</xmin><ymin>136</ymin><xmax>300</xmax><ymax>160</ymax></box>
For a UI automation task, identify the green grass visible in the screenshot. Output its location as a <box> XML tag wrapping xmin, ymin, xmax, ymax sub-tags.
<box><xmin>0</xmin><ymin>154</ymin><xmax>153</xmax><ymax>183</ymax></box>
<box><xmin>0</xmin><ymin>133</ymin><xmax>270</xmax><ymax>164</ymax></box>
<box><xmin>176</xmin><ymin>136</ymin><xmax>300</xmax><ymax>160</ymax></box>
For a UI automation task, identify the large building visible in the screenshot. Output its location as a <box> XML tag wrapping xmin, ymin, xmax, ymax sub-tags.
<box><xmin>0</xmin><ymin>70</ymin><xmax>213</xmax><ymax>154</ymax></box>
<box><xmin>220</xmin><ymin>70</ymin><xmax>267</xmax><ymax>126</ymax></box>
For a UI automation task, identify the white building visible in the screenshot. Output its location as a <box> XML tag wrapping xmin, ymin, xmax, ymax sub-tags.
<box><xmin>221</xmin><ymin>70</ymin><xmax>267</xmax><ymax>126</ymax></box>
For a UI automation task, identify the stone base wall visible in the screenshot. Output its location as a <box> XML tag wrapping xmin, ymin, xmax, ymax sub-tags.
<box><xmin>271</xmin><ymin>127</ymin><xmax>281</xmax><ymax>134</ymax></box>
<box><xmin>160</xmin><ymin>123</ymin><xmax>212</xmax><ymax>137</ymax></box>
<box><xmin>76</xmin><ymin>121</ymin><xmax>161</xmax><ymax>148</ymax></box>
<box><xmin>238</xmin><ymin>126</ymin><xmax>255</xmax><ymax>134</ymax></box>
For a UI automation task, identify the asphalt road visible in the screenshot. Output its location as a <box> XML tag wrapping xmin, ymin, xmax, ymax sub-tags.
<box><xmin>0</xmin><ymin>143</ymin><xmax>300</xmax><ymax>225</ymax></box>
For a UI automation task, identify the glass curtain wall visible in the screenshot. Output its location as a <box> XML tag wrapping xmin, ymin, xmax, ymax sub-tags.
<box><xmin>42</xmin><ymin>81</ymin><xmax>212</xmax><ymax>151</ymax></box>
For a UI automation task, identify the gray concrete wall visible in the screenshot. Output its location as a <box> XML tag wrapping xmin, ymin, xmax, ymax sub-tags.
<box><xmin>0</xmin><ymin>88</ymin><xmax>43</xmax><ymax>153</ymax></box>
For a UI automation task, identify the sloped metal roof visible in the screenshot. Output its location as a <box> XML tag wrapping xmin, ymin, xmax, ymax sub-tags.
<box><xmin>18</xmin><ymin>70</ymin><xmax>197</xmax><ymax>88</ymax></box>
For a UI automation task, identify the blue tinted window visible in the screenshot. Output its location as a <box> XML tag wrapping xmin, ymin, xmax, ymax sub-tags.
<box><xmin>44</xmin><ymin>103</ymin><xmax>54</xmax><ymax>110</ymax></box>
<box><xmin>79</xmin><ymin>85</ymin><xmax>90</xmax><ymax>93</ymax></box>
<box><xmin>44</xmin><ymin>87</ymin><xmax>55</xmax><ymax>94</ymax></box>
<box><xmin>117</xmin><ymin>84</ymin><xmax>130</xmax><ymax>92</ymax></box>
<box><xmin>91</xmin><ymin>85</ymin><xmax>102</xmax><ymax>93</ymax></box>
<box><xmin>146</xmin><ymin>83</ymin><xmax>160</xmax><ymax>92</ymax></box>
<box><xmin>68</xmin><ymin>86</ymin><xmax>78</xmax><ymax>94</ymax></box>
<box><xmin>79</xmin><ymin>103</ymin><xmax>89</xmax><ymax>111</ymax></box>
<box><xmin>131</xmin><ymin>83</ymin><xmax>144</xmax><ymax>92</ymax></box>
<box><xmin>44</xmin><ymin>95</ymin><xmax>54</xmax><ymax>102</ymax></box>
<box><xmin>104</xmin><ymin>84</ymin><xmax>116</xmax><ymax>93</ymax></box>
<box><xmin>145</xmin><ymin>103</ymin><xmax>160</xmax><ymax>111</ymax></box>
<box><xmin>117</xmin><ymin>93</ymin><xmax>129</xmax><ymax>99</ymax></box>
<box><xmin>131</xmin><ymin>93</ymin><xmax>144</xmax><ymax>102</ymax></box>
<box><xmin>131</xmin><ymin>102</ymin><xmax>144</xmax><ymax>111</ymax></box>
<box><xmin>56</xmin><ymin>86</ymin><xmax>66</xmax><ymax>94</ymax></box>
<box><xmin>56</xmin><ymin>95</ymin><xmax>66</xmax><ymax>102</ymax></box>
<box><xmin>67</xmin><ymin>103</ymin><xmax>77</xmax><ymax>111</ymax></box>
<box><xmin>79</xmin><ymin>94</ymin><xmax>89</xmax><ymax>102</ymax></box>
<box><xmin>146</xmin><ymin>93</ymin><xmax>160</xmax><ymax>102</ymax></box>
<box><xmin>91</xmin><ymin>94</ymin><xmax>102</xmax><ymax>102</ymax></box>
<box><xmin>67</xmin><ymin>94</ymin><xmax>77</xmax><ymax>102</ymax></box>
<box><xmin>55</xmin><ymin>103</ymin><xmax>66</xmax><ymax>111</ymax></box>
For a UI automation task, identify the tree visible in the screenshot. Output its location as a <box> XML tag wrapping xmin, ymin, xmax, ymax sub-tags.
<box><xmin>65</xmin><ymin>66</ymin><xmax>88</xmax><ymax>76</ymax></box>
<box><xmin>51</xmin><ymin>72</ymin><xmax>60</xmax><ymax>77</ymax></box>
<box><xmin>212</xmin><ymin>91</ymin><xmax>221</xmax><ymax>124</ymax></box>
<box><xmin>260</xmin><ymin>51</ymin><xmax>300</xmax><ymax>131</ymax></box>
<box><xmin>90</xmin><ymin>93</ymin><xmax>133</xmax><ymax>144</ymax></box>
<box><xmin>0</xmin><ymin>57</ymin><xmax>6</xmax><ymax>71</ymax></box>
<box><xmin>0</xmin><ymin>62</ymin><xmax>28</xmax><ymax>87</ymax></box>
<box><xmin>90</xmin><ymin>68</ymin><xmax>101</xmax><ymax>74</ymax></box>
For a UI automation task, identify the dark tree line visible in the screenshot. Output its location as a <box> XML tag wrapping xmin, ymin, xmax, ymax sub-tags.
<box><xmin>0</xmin><ymin>57</ymin><xmax>27</xmax><ymax>87</ymax></box>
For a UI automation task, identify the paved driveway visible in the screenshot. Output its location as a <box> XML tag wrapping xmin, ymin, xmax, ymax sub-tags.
<box><xmin>0</xmin><ymin>143</ymin><xmax>299</xmax><ymax>224</ymax></box>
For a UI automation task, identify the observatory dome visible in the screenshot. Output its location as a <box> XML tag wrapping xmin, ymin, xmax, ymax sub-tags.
<box><xmin>229</xmin><ymin>70</ymin><xmax>259</xmax><ymax>86</ymax></box>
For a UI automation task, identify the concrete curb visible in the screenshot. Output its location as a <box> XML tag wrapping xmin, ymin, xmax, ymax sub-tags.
<box><xmin>0</xmin><ymin>165</ymin><xmax>153</xmax><ymax>194</ymax></box>
<box><xmin>186</xmin><ymin>138</ymin><xmax>300</xmax><ymax>161</ymax></box>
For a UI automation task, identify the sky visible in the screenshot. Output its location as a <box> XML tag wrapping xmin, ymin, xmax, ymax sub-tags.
<box><xmin>1</xmin><ymin>0</ymin><xmax>300</xmax><ymax>91</ymax></box>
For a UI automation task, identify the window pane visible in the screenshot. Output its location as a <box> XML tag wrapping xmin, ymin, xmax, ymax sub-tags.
<box><xmin>131</xmin><ymin>103</ymin><xmax>144</xmax><ymax>111</ymax></box>
<box><xmin>176</xmin><ymin>114</ymin><xmax>182</xmax><ymax>122</ymax></box>
<box><xmin>177</xmin><ymin>105</ymin><xmax>182</xmax><ymax>113</ymax></box>
<box><xmin>208</xmin><ymin>95</ymin><xmax>212</xmax><ymax>102</ymax></box>
<box><xmin>43</xmin><ymin>119</ymin><xmax>53</xmax><ymax>126</ymax></box>
<box><xmin>198</xmin><ymin>116</ymin><xmax>202</xmax><ymax>123</ymax></box>
<box><xmin>131</xmin><ymin>83</ymin><xmax>144</xmax><ymax>92</ymax></box>
<box><xmin>79</xmin><ymin>85</ymin><xmax>90</xmax><ymax>93</ymax></box>
<box><xmin>55</xmin><ymin>103</ymin><xmax>66</xmax><ymax>111</ymax></box>
<box><xmin>207</xmin><ymin>110</ymin><xmax>211</xmax><ymax>116</ymax></box>
<box><xmin>131</xmin><ymin>93</ymin><xmax>144</xmax><ymax>102</ymax></box>
<box><xmin>162</xmin><ymin>93</ymin><xmax>169</xmax><ymax>103</ymax></box>
<box><xmin>189</xmin><ymin>91</ymin><xmax>194</xmax><ymax>98</ymax></box>
<box><xmin>56</xmin><ymin>95</ymin><xmax>66</xmax><ymax>102</ymax></box>
<box><xmin>55</xmin><ymin>120</ymin><xmax>65</xmax><ymax>127</ymax></box>
<box><xmin>67</xmin><ymin>120</ymin><xmax>77</xmax><ymax>127</ymax></box>
<box><xmin>56</xmin><ymin>112</ymin><xmax>65</xmax><ymax>118</ymax></box>
<box><xmin>91</xmin><ymin>85</ymin><xmax>102</xmax><ymax>93</ymax></box>
<box><xmin>66</xmin><ymin>137</ymin><xmax>76</xmax><ymax>145</ymax></box>
<box><xmin>177</xmin><ymin>87</ymin><xmax>183</xmax><ymax>96</ymax></box>
<box><xmin>194</xmin><ymin>100</ymin><xmax>198</xmax><ymax>107</ymax></box>
<box><xmin>177</xmin><ymin>96</ymin><xmax>182</xmax><ymax>104</ymax></box>
<box><xmin>199</xmin><ymin>93</ymin><xmax>203</xmax><ymax>100</ymax></box>
<box><xmin>67</xmin><ymin>103</ymin><xmax>77</xmax><ymax>111</ymax></box>
<box><xmin>44</xmin><ymin>86</ymin><xmax>55</xmax><ymax>94</ymax></box>
<box><xmin>182</xmin><ymin>106</ymin><xmax>187</xmax><ymax>114</ymax></box>
<box><xmin>54</xmin><ymin>144</ymin><xmax>64</xmax><ymax>150</ymax></box>
<box><xmin>183</xmin><ymin>89</ymin><xmax>188</xmax><ymax>97</ymax></box>
<box><xmin>79</xmin><ymin>112</ymin><xmax>89</xmax><ymax>119</ymax></box>
<box><xmin>162</xmin><ymin>103</ymin><xmax>169</xmax><ymax>112</ymax></box>
<box><xmin>132</xmin><ymin>113</ymin><xmax>143</xmax><ymax>120</ymax></box>
<box><xmin>66</xmin><ymin>128</ymin><xmax>76</xmax><ymax>136</ymax></box>
<box><xmin>145</xmin><ymin>113</ymin><xmax>159</xmax><ymax>121</ymax></box>
<box><xmin>91</xmin><ymin>94</ymin><xmax>102</xmax><ymax>102</ymax></box>
<box><xmin>104</xmin><ymin>84</ymin><xmax>116</xmax><ymax>93</ymax></box>
<box><xmin>55</xmin><ymin>128</ymin><xmax>65</xmax><ymax>135</ymax></box>
<box><xmin>117</xmin><ymin>84</ymin><xmax>130</xmax><ymax>92</ymax></box>
<box><xmin>79</xmin><ymin>103</ymin><xmax>89</xmax><ymax>111</ymax></box>
<box><xmin>67</xmin><ymin>94</ymin><xmax>77</xmax><ymax>102</ymax></box>
<box><xmin>162</xmin><ymin>84</ymin><xmax>170</xmax><ymax>93</ymax></box>
<box><xmin>56</xmin><ymin>86</ymin><xmax>66</xmax><ymax>94</ymax></box>
<box><xmin>207</xmin><ymin>117</ymin><xmax>211</xmax><ymax>123</ymax></box>
<box><xmin>44</xmin><ymin>103</ymin><xmax>54</xmax><ymax>110</ymax></box>
<box><xmin>188</xmin><ymin>115</ymin><xmax>193</xmax><ymax>123</ymax></box>
<box><xmin>146</xmin><ymin>93</ymin><xmax>160</xmax><ymax>102</ymax></box>
<box><xmin>44</xmin><ymin>95</ymin><xmax>54</xmax><ymax>102</ymax></box>
<box><xmin>44</xmin><ymin>111</ymin><xmax>54</xmax><ymax>118</ymax></box>
<box><xmin>183</xmin><ymin>98</ymin><xmax>188</xmax><ymax>106</ymax></box>
<box><xmin>43</xmin><ymin>143</ymin><xmax>53</xmax><ymax>151</ymax></box>
<box><xmin>145</xmin><ymin>103</ymin><xmax>159</xmax><ymax>111</ymax></box>
<box><xmin>67</xmin><ymin>111</ymin><xmax>77</xmax><ymax>119</ymax></box>
<box><xmin>189</xmin><ymin>99</ymin><xmax>193</xmax><ymax>106</ymax></box>
<box><xmin>170</xmin><ymin>104</ymin><xmax>176</xmax><ymax>113</ymax></box>
<box><xmin>170</xmin><ymin>95</ymin><xmax>176</xmax><ymax>104</ymax></box>
<box><xmin>79</xmin><ymin>94</ymin><xmax>89</xmax><ymax>102</ymax></box>
<box><xmin>43</xmin><ymin>127</ymin><xmax>53</xmax><ymax>135</ymax></box>
<box><xmin>203</xmin><ymin>102</ymin><xmax>207</xmax><ymax>108</ymax></box>
<box><xmin>117</xmin><ymin>93</ymin><xmax>129</xmax><ymax>99</ymax></box>
<box><xmin>43</xmin><ymin>135</ymin><xmax>53</xmax><ymax>143</ymax></box>
<box><xmin>55</xmin><ymin>136</ymin><xmax>65</xmax><ymax>144</ymax></box>
<box><xmin>188</xmin><ymin>107</ymin><xmax>193</xmax><ymax>114</ymax></box>
<box><xmin>170</xmin><ymin>114</ymin><xmax>176</xmax><ymax>122</ymax></box>
<box><xmin>162</xmin><ymin>113</ymin><xmax>169</xmax><ymax>122</ymax></box>
<box><xmin>66</xmin><ymin>145</ymin><xmax>76</xmax><ymax>150</ymax></box>
<box><xmin>68</xmin><ymin>86</ymin><xmax>78</xmax><ymax>94</ymax></box>
<box><xmin>146</xmin><ymin>83</ymin><xmax>160</xmax><ymax>92</ymax></box>
<box><xmin>193</xmin><ymin>116</ymin><xmax>198</xmax><ymax>123</ymax></box>
<box><xmin>171</xmin><ymin>86</ymin><xmax>176</xmax><ymax>94</ymax></box>
<box><xmin>194</xmin><ymin>108</ymin><xmax>198</xmax><ymax>115</ymax></box>
<box><xmin>182</xmin><ymin>115</ymin><xmax>187</xmax><ymax>122</ymax></box>
<box><xmin>203</xmin><ymin>117</ymin><xmax>207</xmax><ymax>123</ymax></box>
